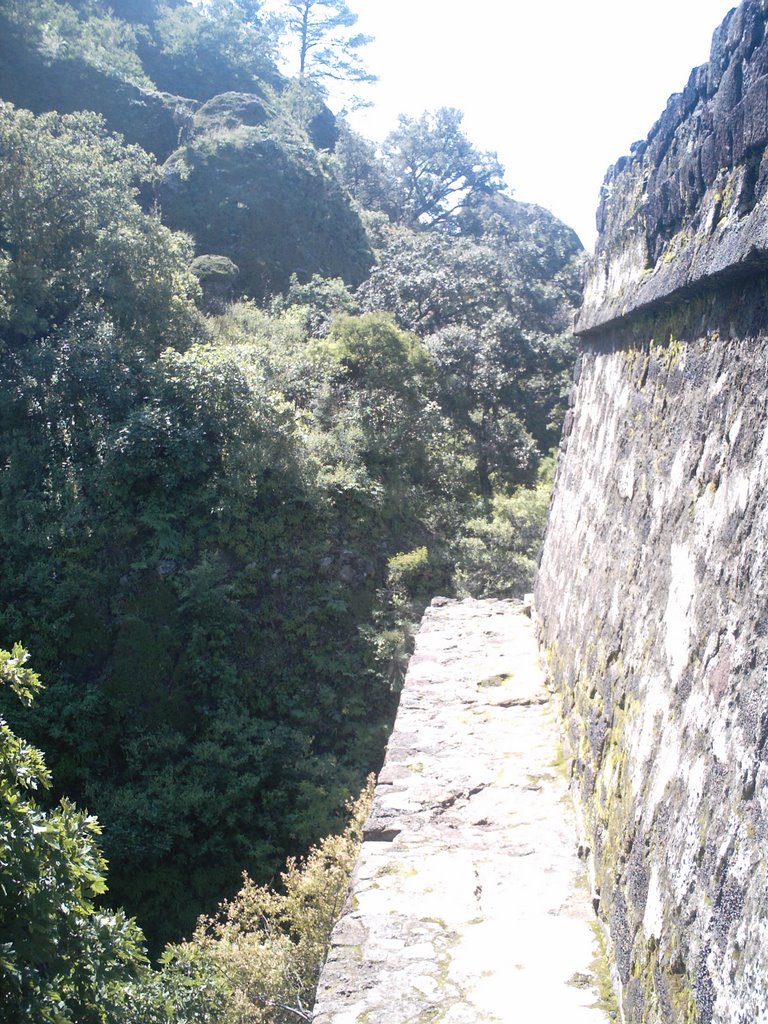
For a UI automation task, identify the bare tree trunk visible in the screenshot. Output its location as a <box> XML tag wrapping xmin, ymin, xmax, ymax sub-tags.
<box><xmin>298</xmin><ymin>0</ymin><xmax>310</xmax><ymax>77</ymax></box>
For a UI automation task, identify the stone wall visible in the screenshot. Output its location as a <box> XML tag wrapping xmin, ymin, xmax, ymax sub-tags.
<box><xmin>579</xmin><ymin>0</ymin><xmax>768</xmax><ymax>336</ymax></box>
<box><xmin>313</xmin><ymin>599</ymin><xmax>612</xmax><ymax>1024</ymax></box>
<box><xmin>535</xmin><ymin>3</ymin><xmax>768</xmax><ymax>1023</ymax></box>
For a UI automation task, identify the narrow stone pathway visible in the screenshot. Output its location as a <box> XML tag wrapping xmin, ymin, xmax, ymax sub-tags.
<box><xmin>312</xmin><ymin>598</ymin><xmax>615</xmax><ymax>1024</ymax></box>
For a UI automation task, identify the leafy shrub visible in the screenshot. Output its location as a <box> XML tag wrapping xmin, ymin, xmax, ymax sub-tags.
<box><xmin>387</xmin><ymin>547</ymin><xmax>433</xmax><ymax>605</ymax></box>
<box><xmin>314</xmin><ymin>312</ymin><xmax>432</xmax><ymax>387</ymax></box>
<box><xmin>270</xmin><ymin>273</ymin><xmax>357</xmax><ymax>337</ymax></box>
<box><xmin>0</xmin><ymin>646</ymin><xmax>146</xmax><ymax>1023</ymax></box>
<box><xmin>453</xmin><ymin>456</ymin><xmax>555</xmax><ymax>598</ymax></box>
<box><xmin>185</xmin><ymin>778</ymin><xmax>374</xmax><ymax>1024</ymax></box>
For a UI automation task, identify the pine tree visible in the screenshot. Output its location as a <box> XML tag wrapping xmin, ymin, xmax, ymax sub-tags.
<box><xmin>283</xmin><ymin>0</ymin><xmax>375</xmax><ymax>84</ymax></box>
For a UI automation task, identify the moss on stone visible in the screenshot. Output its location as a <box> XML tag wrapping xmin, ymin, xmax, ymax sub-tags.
<box><xmin>589</xmin><ymin>921</ymin><xmax>621</xmax><ymax>1021</ymax></box>
<box><xmin>477</xmin><ymin>672</ymin><xmax>513</xmax><ymax>688</ymax></box>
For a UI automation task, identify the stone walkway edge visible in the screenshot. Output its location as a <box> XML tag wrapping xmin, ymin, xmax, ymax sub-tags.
<box><xmin>312</xmin><ymin>597</ymin><xmax>615</xmax><ymax>1024</ymax></box>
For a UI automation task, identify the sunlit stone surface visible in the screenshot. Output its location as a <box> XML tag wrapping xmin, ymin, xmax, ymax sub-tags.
<box><xmin>313</xmin><ymin>598</ymin><xmax>613</xmax><ymax>1024</ymax></box>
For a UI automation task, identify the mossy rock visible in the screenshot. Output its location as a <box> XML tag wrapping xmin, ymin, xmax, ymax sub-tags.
<box><xmin>159</xmin><ymin>121</ymin><xmax>373</xmax><ymax>301</ymax></box>
<box><xmin>187</xmin><ymin>91</ymin><xmax>271</xmax><ymax>139</ymax></box>
<box><xmin>190</xmin><ymin>254</ymin><xmax>240</xmax><ymax>311</ymax></box>
<box><xmin>190</xmin><ymin>253</ymin><xmax>239</xmax><ymax>278</ymax></box>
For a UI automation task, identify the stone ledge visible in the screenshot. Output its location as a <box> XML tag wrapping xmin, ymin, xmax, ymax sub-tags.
<box><xmin>578</xmin><ymin>189</ymin><xmax>768</xmax><ymax>336</ymax></box>
<box><xmin>312</xmin><ymin>599</ymin><xmax>614</xmax><ymax>1024</ymax></box>
<box><xmin>578</xmin><ymin>0</ymin><xmax>768</xmax><ymax>336</ymax></box>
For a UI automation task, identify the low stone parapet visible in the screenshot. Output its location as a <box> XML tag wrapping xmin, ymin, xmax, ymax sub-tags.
<box><xmin>312</xmin><ymin>598</ymin><xmax>614</xmax><ymax>1024</ymax></box>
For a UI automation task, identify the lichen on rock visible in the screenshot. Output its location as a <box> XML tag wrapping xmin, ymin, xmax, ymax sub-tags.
<box><xmin>579</xmin><ymin>0</ymin><xmax>768</xmax><ymax>336</ymax></box>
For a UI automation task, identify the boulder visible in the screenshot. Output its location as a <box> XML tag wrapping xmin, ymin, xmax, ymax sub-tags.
<box><xmin>190</xmin><ymin>254</ymin><xmax>240</xmax><ymax>312</ymax></box>
<box><xmin>159</xmin><ymin>105</ymin><xmax>372</xmax><ymax>302</ymax></box>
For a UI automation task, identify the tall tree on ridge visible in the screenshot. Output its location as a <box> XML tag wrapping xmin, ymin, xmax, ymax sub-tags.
<box><xmin>283</xmin><ymin>0</ymin><xmax>375</xmax><ymax>85</ymax></box>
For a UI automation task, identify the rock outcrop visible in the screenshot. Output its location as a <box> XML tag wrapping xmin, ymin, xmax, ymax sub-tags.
<box><xmin>158</xmin><ymin>93</ymin><xmax>372</xmax><ymax>302</ymax></box>
<box><xmin>0</xmin><ymin>9</ymin><xmax>370</xmax><ymax>303</ymax></box>
<box><xmin>0</xmin><ymin>11</ymin><xmax>198</xmax><ymax>161</ymax></box>
<box><xmin>536</xmin><ymin>3</ymin><xmax>768</xmax><ymax>1023</ymax></box>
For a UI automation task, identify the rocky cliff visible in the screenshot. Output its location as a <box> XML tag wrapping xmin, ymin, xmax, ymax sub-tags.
<box><xmin>536</xmin><ymin>2</ymin><xmax>768</xmax><ymax>1022</ymax></box>
<box><xmin>0</xmin><ymin>3</ymin><xmax>372</xmax><ymax>302</ymax></box>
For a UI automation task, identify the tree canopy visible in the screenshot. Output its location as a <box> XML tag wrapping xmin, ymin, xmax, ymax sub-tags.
<box><xmin>0</xmin><ymin>104</ymin><xmax>201</xmax><ymax>351</ymax></box>
<box><xmin>380</xmin><ymin>108</ymin><xmax>506</xmax><ymax>229</ymax></box>
<box><xmin>280</xmin><ymin>0</ymin><xmax>375</xmax><ymax>86</ymax></box>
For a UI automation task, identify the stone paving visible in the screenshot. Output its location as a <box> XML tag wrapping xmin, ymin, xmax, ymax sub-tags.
<box><xmin>312</xmin><ymin>597</ymin><xmax>615</xmax><ymax>1024</ymax></box>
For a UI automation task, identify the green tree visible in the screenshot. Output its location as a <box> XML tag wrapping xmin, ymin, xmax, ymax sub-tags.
<box><xmin>313</xmin><ymin>311</ymin><xmax>432</xmax><ymax>389</ymax></box>
<box><xmin>0</xmin><ymin>104</ymin><xmax>200</xmax><ymax>352</ymax></box>
<box><xmin>281</xmin><ymin>0</ymin><xmax>374</xmax><ymax>86</ymax></box>
<box><xmin>381</xmin><ymin>108</ymin><xmax>505</xmax><ymax>230</ymax></box>
<box><xmin>356</xmin><ymin>217</ymin><xmax>581</xmax><ymax>489</ymax></box>
<box><xmin>309</xmin><ymin>313</ymin><xmax>441</xmax><ymax>484</ymax></box>
<box><xmin>0</xmin><ymin>312</ymin><xmax>399</xmax><ymax>949</ymax></box>
<box><xmin>0</xmin><ymin>646</ymin><xmax>149</xmax><ymax>1024</ymax></box>
<box><xmin>453</xmin><ymin>456</ymin><xmax>556</xmax><ymax>598</ymax></box>
<box><xmin>332</xmin><ymin>122</ymin><xmax>393</xmax><ymax>213</ymax></box>
<box><xmin>357</xmin><ymin>228</ymin><xmax>507</xmax><ymax>335</ymax></box>
<box><xmin>99</xmin><ymin>0</ymin><xmax>167</xmax><ymax>25</ymax></box>
<box><xmin>270</xmin><ymin>273</ymin><xmax>357</xmax><ymax>336</ymax></box>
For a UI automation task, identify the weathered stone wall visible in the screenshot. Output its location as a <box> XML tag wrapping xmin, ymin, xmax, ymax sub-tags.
<box><xmin>536</xmin><ymin>3</ymin><xmax>768</xmax><ymax>1023</ymax></box>
<box><xmin>579</xmin><ymin>0</ymin><xmax>768</xmax><ymax>336</ymax></box>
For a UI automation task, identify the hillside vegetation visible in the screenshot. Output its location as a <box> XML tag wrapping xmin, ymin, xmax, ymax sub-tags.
<box><xmin>0</xmin><ymin>0</ymin><xmax>583</xmax><ymax>1019</ymax></box>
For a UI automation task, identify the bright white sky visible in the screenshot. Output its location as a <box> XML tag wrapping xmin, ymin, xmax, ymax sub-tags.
<box><xmin>330</xmin><ymin>0</ymin><xmax>738</xmax><ymax>250</ymax></box>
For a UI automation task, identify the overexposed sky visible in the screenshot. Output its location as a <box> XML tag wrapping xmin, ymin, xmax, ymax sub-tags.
<box><xmin>333</xmin><ymin>0</ymin><xmax>738</xmax><ymax>249</ymax></box>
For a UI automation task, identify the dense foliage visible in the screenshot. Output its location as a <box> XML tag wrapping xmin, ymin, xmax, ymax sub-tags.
<box><xmin>453</xmin><ymin>456</ymin><xmax>556</xmax><ymax>598</ymax></box>
<box><xmin>0</xmin><ymin>645</ymin><xmax>188</xmax><ymax>1024</ymax></box>
<box><xmin>0</xmin><ymin>0</ymin><xmax>583</xmax><ymax>1015</ymax></box>
<box><xmin>0</xmin><ymin>104</ymin><xmax>200</xmax><ymax>348</ymax></box>
<box><xmin>1</xmin><ymin>643</ymin><xmax>361</xmax><ymax>1023</ymax></box>
<box><xmin>355</xmin><ymin>201</ymin><xmax>579</xmax><ymax>490</ymax></box>
<box><xmin>185</xmin><ymin>778</ymin><xmax>373</xmax><ymax>1023</ymax></box>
